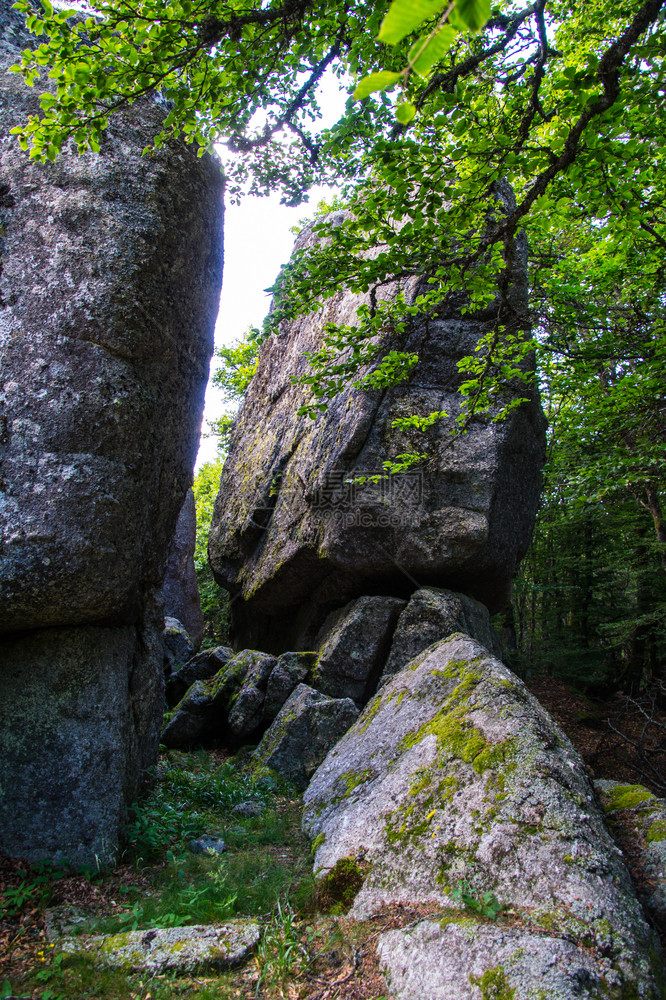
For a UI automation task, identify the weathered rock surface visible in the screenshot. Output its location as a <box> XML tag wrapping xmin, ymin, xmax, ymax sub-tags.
<box><xmin>0</xmin><ymin>617</ymin><xmax>164</xmax><ymax>867</ymax></box>
<box><xmin>165</xmin><ymin>644</ymin><xmax>234</xmax><ymax>707</ymax></box>
<box><xmin>303</xmin><ymin>634</ymin><xmax>663</xmax><ymax>997</ymax></box>
<box><xmin>159</xmin><ymin>490</ymin><xmax>204</xmax><ymax>650</ymax></box>
<box><xmin>596</xmin><ymin>779</ymin><xmax>666</xmax><ymax>929</ymax></box>
<box><xmin>377</xmin><ymin>920</ymin><xmax>619</xmax><ymax>1000</ymax></box>
<box><xmin>254</xmin><ymin>683</ymin><xmax>359</xmax><ymax>790</ymax></box>
<box><xmin>61</xmin><ymin>920</ymin><xmax>260</xmax><ymax>974</ymax></box>
<box><xmin>209</xmin><ymin>207</ymin><xmax>545</xmax><ymax>651</ymax></box>
<box><xmin>263</xmin><ymin>650</ymin><xmax>318</xmax><ymax>719</ymax></box>
<box><xmin>380</xmin><ymin>586</ymin><xmax>500</xmax><ymax>683</ymax></box>
<box><xmin>312</xmin><ymin>596</ymin><xmax>406</xmax><ymax>704</ymax></box>
<box><xmin>163</xmin><ymin>617</ymin><xmax>195</xmax><ymax>676</ymax></box>
<box><xmin>0</xmin><ymin>0</ymin><xmax>223</xmax><ymax>865</ymax></box>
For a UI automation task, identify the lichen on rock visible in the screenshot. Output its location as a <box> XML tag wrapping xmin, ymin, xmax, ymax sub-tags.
<box><xmin>60</xmin><ymin>920</ymin><xmax>260</xmax><ymax>974</ymax></box>
<box><xmin>303</xmin><ymin>634</ymin><xmax>664</xmax><ymax>997</ymax></box>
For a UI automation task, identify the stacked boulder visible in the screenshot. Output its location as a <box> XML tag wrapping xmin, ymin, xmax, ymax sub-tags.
<box><xmin>162</xmin><ymin>586</ymin><xmax>502</xmax><ymax>787</ymax></box>
<box><xmin>0</xmin><ymin>0</ymin><xmax>224</xmax><ymax>866</ymax></box>
<box><xmin>208</xmin><ymin>205</ymin><xmax>546</xmax><ymax>653</ymax></box>
<box><xmin>201</xmin><ymin>193</ymin><xmax>666</xmax><ymax>994</ymax></box>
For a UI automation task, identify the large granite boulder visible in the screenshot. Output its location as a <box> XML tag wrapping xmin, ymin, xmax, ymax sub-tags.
<box><xmin>303</xmin><ymin>634</ymin><xmax>664</xmax><ymax>997</ymax></box>
<box><xmin>0</xmin><ymin>0</ymin><xmax>223</xmax><ymax>864</ymax></box>
<box><xmin>209</xmin><ymin>206</ymin><xmax>545</xmax><ymax>652</ymax></box>
<box><xmin>159</xmin><ymin>490</ymin><xmax>204</xmax><ymax>650</ymax></box>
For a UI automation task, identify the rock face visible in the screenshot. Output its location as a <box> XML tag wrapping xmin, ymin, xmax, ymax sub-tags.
<box><xmin>0</xmin><ymin>0</ymin><xmax>223</xmax><ymax>864</ymax></box>
<box><xmin>254</xmin><ymin>683</ymin><xmax>360</xmax><ymax>790</ymax></box>
<box><xmin>209</xmin><ymin>208</ymin><xmax>545</xmax><ymax>651</ymax></box>
<box><xmin>313</xmin><ymin>596</ymin><xmax>406</xmax><ymax>703</ymax></box>
<box><xmin>303</xmin><ymin>635</ymin><xmax>663</xmax><ymax>997</ymax></box>
<box><xmin>0</xmin><ymin>619</ymin><xmax>164</xmax><ymax>867</ymax></box>
<box><xmin>380</xmin><ymin>586</ymin><xmax>501</xmax><ymax>683</ymax></box>
<box><xmin>159</xmin><ymin>490</ymin><xmax>204</xmax><ymax>650</ymax></box>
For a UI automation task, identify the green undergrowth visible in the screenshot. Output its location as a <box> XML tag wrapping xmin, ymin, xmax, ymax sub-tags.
<box><xmin>6</xmin><ymin>749</ymin><xmax>316</xmax><ymax>1000</ymax></box>
<box><xmin>124</xmin><ymin>749</ymin><xmax>275</xmax><ymax>862</ymax></box>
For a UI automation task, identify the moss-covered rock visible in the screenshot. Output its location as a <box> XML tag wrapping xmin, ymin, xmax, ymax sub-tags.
<box><xmin>60</xmin><ymin>920</ymin><xmax>260</xmax><ymax>974</ymax></box>
<box><xmin>303</xmin><ymin>634</ymin><xmax>664</xmax><ymax>997</ymax></box>
<box><xmin>315</xmin><ymin>855</ymin><xmax>370</xmax><ymax>912</ymax></box>
<box><xmin>595</xmin><ymin>779</ymin><xmax>666</xmax><ymax>930</ymax></box>
<box><xmin>161</xmin><ymin>649</ymin><xmax>278</xmax><ymax>749</ymax></box>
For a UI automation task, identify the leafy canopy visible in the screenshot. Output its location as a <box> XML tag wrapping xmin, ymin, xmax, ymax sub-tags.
<box><xmin>11</xmin><ymin>0</ymin><xmax>666</xmax><ymax>528</ymax></box>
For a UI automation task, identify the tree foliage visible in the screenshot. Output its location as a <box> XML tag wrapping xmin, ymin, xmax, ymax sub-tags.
<box><xmin>208</xmin><ymin>330</ymin><xmax>260</xmax><ymax>453</ymax></box>
<box><xmin>11</xmin><ymin>0</ymin><xmax>666</xmax><ymax>678</ymax></box>
<box><xmin>192</xmin><ymin>457</ymin><xmax>230</xmax><ymax>644</ymax></box>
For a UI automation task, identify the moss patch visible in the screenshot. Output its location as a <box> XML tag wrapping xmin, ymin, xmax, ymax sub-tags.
<box><xmin>357</xmin><ymin>695</ymin><xmax>382</xmax><ymax>735</ymax></box>
<box><xmin>603</xmin><ymin>784</ymin><xmax>654</xmax><ymax>812</ymax></box>
<box><xmin>646</xmin><ymin>819</ymin><xmax>666</xmax><ymax>843</ymax></box>
<box><xmin>315</xmin><ymin>856</ymin><xmax>370</xmax><ymax>913</ymax></box>
<box><xmin>337</xmin><ymin>768</ymin><xmax>373</xmax><ymax>798</ymax></box>
<box><xmin>469</xmin><ymin>965</ymin><xmax>516</xmax><ymax>1000</ymax></box>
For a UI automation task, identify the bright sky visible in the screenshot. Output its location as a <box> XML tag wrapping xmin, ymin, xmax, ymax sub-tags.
<box><xmin>195</xmin><ymin>74</ymin><xmax>349</xmax><ymax>469</ymax></box>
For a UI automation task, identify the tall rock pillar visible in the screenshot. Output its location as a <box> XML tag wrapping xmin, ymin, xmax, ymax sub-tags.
<box><xmin>0</xmin><ymin>0</ymin><xmax>224</xmax><ymax>865</ymax></box>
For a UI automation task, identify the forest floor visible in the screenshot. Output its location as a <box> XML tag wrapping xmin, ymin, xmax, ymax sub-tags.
<box><xmin>1</xmin><ymin>675</ymin><xmax>665</xmax><ymax>1000</ymax></box>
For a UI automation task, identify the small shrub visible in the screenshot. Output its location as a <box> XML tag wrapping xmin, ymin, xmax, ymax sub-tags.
<box><xmin>450</xmin><ymin>882</ymin><xmax>504</xmax><ymax>920</ymax></box>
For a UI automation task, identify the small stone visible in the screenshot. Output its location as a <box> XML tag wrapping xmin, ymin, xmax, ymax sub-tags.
<box><xmin>188</xmin><ymin>835</ymin><xmax>226</xmax><ymax>855</ymax></box>
<box><xmin>231</xmin><ymin>800</ymin><xmax>264</xmax><ymax>818</ymax></box>
<box><xmin>44</xmin><ymin>905</ymin><xmax>90</xmax><ymax>943</ymax></box>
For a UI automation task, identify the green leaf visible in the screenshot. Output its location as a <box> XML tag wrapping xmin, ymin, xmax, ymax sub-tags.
<box><xmin>353</xmin><ymin>71</ymin><xmax>402</xmax><ymax>100</ymax></box>
<box><xmin>395</xmin><ymin>101</ymin><xmax>417</xmax><ymax>123</ymax></box>
<box><xmin>379</xmin><ymin>0</ymin><xmax>448</xmax><ymax>46</ymax></box>
<box><xmin>452</xmin><ymin>0</ymin><xmax>490</xmax><ymax>31</ymax></box>
<box><xmin>409</xmin><ymin>24</ymin><xmax>456</xmax><ymax>75</ymax></box>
